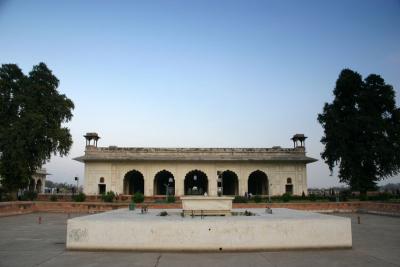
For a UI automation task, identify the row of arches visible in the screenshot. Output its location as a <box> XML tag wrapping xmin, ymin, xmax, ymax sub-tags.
<box><xmin>109</xmin><ymin>169</ymin><xmax>286</xmax><ymax>196</ymax></box>
<box><xmin>29</xmin><ymin>179</ymin><xmax>43</xmax><ymax>192</ymax></box>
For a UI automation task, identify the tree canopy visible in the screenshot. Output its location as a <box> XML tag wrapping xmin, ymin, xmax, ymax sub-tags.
<box><xmin>318</xmin><ymin>69</ymin><xmax>400</xmax><ymax>193</ymax></box>
<box><xmin>0</xmin><ymin>63</ymin><xmax>74</xmax><ymax>192</ymax></box>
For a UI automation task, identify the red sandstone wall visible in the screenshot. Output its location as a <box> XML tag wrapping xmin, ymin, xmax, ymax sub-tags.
<box><xmin>0</xmin><ymin>202</ymin><xmax>35</xmax><ymax>216</ymax></box>
<box><xmin>1</xmin><ymin>201</ymin><xmax>399</xmax><ymax>217</ymax></box>
<box><xmin>37</xmin><ymin>194</ymin><xmax>179</xmax><ymax>202</ymax></box>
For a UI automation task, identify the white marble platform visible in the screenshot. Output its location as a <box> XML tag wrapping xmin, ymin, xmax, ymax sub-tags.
<box><xmin>181</xmin><ymin>196</ymin><xmax>234</xmax><ymax>216</ymax></box>
<box><xmin>66</xmin><ymin>208</ymin><xmax>352</xmax><ymax>251</ymax></box>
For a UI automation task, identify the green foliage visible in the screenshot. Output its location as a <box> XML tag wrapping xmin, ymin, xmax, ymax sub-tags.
<box><xmin>167</xmin><ymin>195</ymin><xmax>176</xmax><ymax>203</ymax></box>
<box><xmin>233</xmin><ymin>196</ymin><xmax>248</xmax><ymax>203</ymax></box>
<box><xmin>0</xmin><ymin>187</ymin><xmax>4</xmax><ymax>201</ymax></box>
<box><xmin>132</xmin><ymin>192</ymin><xmax>144</xmax><ymax>203</ymax></box>
<box><xmin>253</xmin><ymin>195</ymin><xmax>262</xmax><ymax>203</ymax></box>
<box><xmin>270</xmin><ymin>194</ymin><xmax>333</xmax><ymax>202</ymax></box>
<box><xmin>49</xmin><ymin>195</ymin><xmax>58</xmax><ymax>202</ymax></box>
<box><xmin>318</xmin><ymin>69</ymin><xmax>400</xmax><ymax>194</ymax></box>
<box><xmin>359</xmin><ymin>194</ymin><xmax>368</xmax><ymax>201</ymax></box>
<box><xmin>2</xmin><ymin>194</ymin><xmax>13</xmax><ymax>202</ymax></box>
<box><xmin>328</xmin><ymin>195</ymin><xmax>337</xmax><ymax>202</ymax></box>
<box><xmin>301</xmin><ymin>191</ymin><xmax>306</xmax><ymax>199</ymax></box>
<box><xmin>308</xmin><ymin>193</ymin><xmax>317</xmax><ymax>201</ymax></box>
<box><xmin>0</xmin><ymin>63</ymin><xmax>74</xmax><ymax>192</ymax></box>
<box><xmin>377</xmin><ymin>192</ymin><xmax>391</xmax><ymax>201</ymax></box>
<box><xmin>286</xmin><ymin>195</ymin><xmax>304</xmax><ymax>201</ymax></box>
<box><xmin>0</xmin><ymin>187</ymin><xmax>12</xmax><ymax>201</ymax></box>
<box><xmin>339</xmin><ymin>190</ymin><xmax>351</xmax><ymax>202</ymax></box>
<box><xmin>367</xmin><ymin>193</ymin><xmax>392</xmax><ymax>201</ymax></box>
<box><xmin>73</xmin><ymin>192</ymin><xmax>86</xmax><ymax>202</ymax></box>
<box><xmin>20</xmin><ymin>191</ymin><xmax>38</xmax><ymax>201</ymax></box>
<box><xmin>282</xmin><ymin>193</ymin><xmax>291</xmax><ymax>202</ymax></box>
<box><xmin>101</xmin><ymin>191</ymin><xmax>115</xmax><ymax>202</ymax></box>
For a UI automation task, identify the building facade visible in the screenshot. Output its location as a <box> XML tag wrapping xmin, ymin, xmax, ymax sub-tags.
<box><xmin>30</xmin><ymin>168</ymin><xmax>48</xmax><ymax>193</ymax></box>
<box><xmin>1</xmin><ymin>169</ymin><xmax>48</xmax><ymax>193</ymax></box>
<box><xmin>75</xmin><ymin>133</ymin><xmax>317</xmax><ymax>197</ymax></box>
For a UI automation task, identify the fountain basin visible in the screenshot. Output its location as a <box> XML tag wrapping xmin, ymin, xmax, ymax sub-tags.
<box><xmin>181</xmin><ymin>196</ymin><xmax>234</xmax><ymax>216</ymax></box>
<box><xmin>66</xmin><ymin>208</ymin><xmax>352</xmax><ymax>251</ymax></box>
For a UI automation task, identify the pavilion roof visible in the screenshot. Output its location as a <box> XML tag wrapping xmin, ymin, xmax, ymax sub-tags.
<box><xmin>74</xmin><ymin>146</ymin><xmax>318</xmax><ymax>164</ymax></box>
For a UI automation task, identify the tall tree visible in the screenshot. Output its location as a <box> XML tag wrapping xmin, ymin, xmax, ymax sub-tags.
<box><xmin>0</xmin><ymin>63</ymin><xmax>74</xmax><ymax>194</ymax></box>
<box><xmin>318</xmin><ymin>69</ymin><xmax>400</xmax><ymax>194</ymax></box>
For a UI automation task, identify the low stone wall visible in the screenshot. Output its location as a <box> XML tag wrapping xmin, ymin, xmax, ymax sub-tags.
<box><xmin>0</xmin><ymin>201</ymin><xmax>182</xmax><ymax>216</ymax></box>
<box><xmin>1</xmin><ymin>201</ymin><xmax>399</xmax><ymax>217</ymax></box>
<box><xmin>356</xmin><ymin>202</ymin><xmax>400</xmax><ymax>216</ymax></box>
<box><xmin>0</xmin><ymin>201</ymin><xmax>35</xmax><ymax>216</ymax></box>
<box><xmin>37</xmin><ymin>194</ymin><xmax>177</xmax><ymax>203</ymax></box>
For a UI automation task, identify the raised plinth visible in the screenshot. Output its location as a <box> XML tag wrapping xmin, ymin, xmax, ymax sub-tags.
<box><xmin>181</xmin><ymin>196</ymin><xmax>234</xmax><ymax>216</ymax></box>
<box><xmin>66</xmin><ymin>208</ymin><xmax>352</xmax><ymax>251</ymax></box>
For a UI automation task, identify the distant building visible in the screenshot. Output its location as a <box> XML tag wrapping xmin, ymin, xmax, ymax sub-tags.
<box><xmin>75</xmin><ymin>133</ymin><xmax>317</xmax><ymax>196</ymax></box>
<box><xmin>0</xmin><ymin>168</ymin><xmax>48</xmax><ymax>193</ymax></box>
<box><xmin>30</xmin><ymin>168</ymin><xmax>49</xmax><ymax>193</ymax></box>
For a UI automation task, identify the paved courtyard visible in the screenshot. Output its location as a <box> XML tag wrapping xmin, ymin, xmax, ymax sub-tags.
<box><xmin>0</xmin><ymin>212</ymin><xmax>399</xmax><ymax>267</ymax></box>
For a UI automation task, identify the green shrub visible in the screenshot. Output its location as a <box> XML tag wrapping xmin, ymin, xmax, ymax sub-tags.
<box><xmin>167</xmin><ymin>195</ymin><xmax>176</xmax><ymax>203</ymax></box>
<box><xmin>282</xmin><ymin>193</ymin><xmax>291</xmax><ymax>202</ymax></box>
<box><xmin>233</xmin><ymin>196</ymin><xmax>248</xmax><ymax>203</ymax></box>
<box><xmin>49</xmin><ymin>195</ymin><xmax>58</xmax><ymax>202</ymax></box>
<box><xmin>308</xmin><ymin>193</ymin><xmax>317</xmax><ymax>201</ymax></box>
<box><xmin>101</xmin><ymin>191</ymin><xmax>115</xmax><ymax>202</ymax></box>
<box><xmin>378</xmin><ymin>192</ymin><xmax>391</xmax><ymax>201</ymax></box>
<box><xmin>301</xmin><ymin>191</ymin><xmax>306</xmax><ymax>199</ymax></box>
<box><xmin>21</xmin><ymin>191</ymin><xmax>38</xmax><ymax>201</ymax></box>
<box><xmin>368</xmin><ymin>192</ymin><xmax>391</xmax><ymax>201</ymax></box>
<box><xmin>0</xmin><ymin>188</ymin><xmax>12</xmax><ymax>202</ymax></box>
<box><xmin>3</xmin><ymin>194</ymin><xmax>13</xmax><ymax>201</ymax></box>
<box><xmin>73</xmin><ymin>192</ymin><xmax>86</xmax><ymax>202</ymax></box>
<box><xmin>0</xmin><ymin>187</ymin><xmax>7</xmax><ymax>201</ymax></box>
<box><xmin>253</xmin><ymin>195</ymin><xmax>262</xmax><ymax>203</ymax></box>
<box><xmin>328</xmin><ymin>195</ymin><xmax>337</xmax><ymax>202</ymax></box>
<box><xmin>158</xmin><ymin>211</ymin><xmax>168</xmax><ymax>216</ymax></box>
<box><xmin>290</xmin><ymin>195</ymin><xmax>307</xmax><ymax>201</ymax></box>
<box><xmin>132</xmin><ymin>192</ymin><xmax>144</xmax><ymax>203</ymax></box>
<box><xmin>339</xmin><ymin>190</ymin><xmax>351</xmax><ymax>201</ymax></box>
<box><xmin>270</xmin><ymin>195</ymin><xmax>283</xmax><ymax>202</ymax></box>
<box><xmin>359</xmin><ymin>194</ymin><xmax>368</xmax><ymax>201</ymax></box>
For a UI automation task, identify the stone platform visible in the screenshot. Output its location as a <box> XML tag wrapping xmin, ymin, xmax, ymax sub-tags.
<box><xmin>181</xmin><ymin>196</ymin><xmax>234</xmax><ymax>216</ymax></box>
<box><xmin>66</xmin><ymin>208</ymin><xmax>352</xmax><ymax>251</ymax></box>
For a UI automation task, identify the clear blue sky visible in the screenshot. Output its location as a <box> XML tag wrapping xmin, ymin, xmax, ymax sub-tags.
<box><xmin>1</xmin><ymin>0</ymin><xmax>399</xmax><ymax>188</ymax></box>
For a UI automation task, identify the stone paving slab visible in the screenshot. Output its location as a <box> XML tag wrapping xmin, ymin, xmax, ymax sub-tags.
<box><xmin>0</xmin><ymin>212</ymin><xmax>399</xmax><ymax>267</ymax></box>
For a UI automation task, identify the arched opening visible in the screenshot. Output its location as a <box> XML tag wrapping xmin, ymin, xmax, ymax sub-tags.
<box><xmin>154</xmin><ymin>170</ymin><xmax>175</xmax><ymax>195</ymax></box>
<box><xmin>98</xmin><ymin>177</ymin><xmax>106</xmax><ymax>194</ymax></box>
<box><xmin>286</xmin><ymin>177</ymin><xmax>293</xmax><ymax>194</ymax></box>
<box><xmin>221</xmin><ymin>170</ymin><xmax>239</xmax><ymax>195</ymax></box>
<box><xmin>248</xmin><ymin>170</ymin><xmax>268</xmax><ymax>195</ymax></box>
<box><xmin>184</xmin><ymin>170</ymin><xmax>208</xmax><ymax>195</ymax></box>
<box><xmin>123</xmin><ymin>170</ymin><xmax>144</xmax><ymax>195</ymax></box>
<box><xmin>36</xmin><ymin>179</ymin><xmax>42</xmax><ymax>193</ymax></box>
